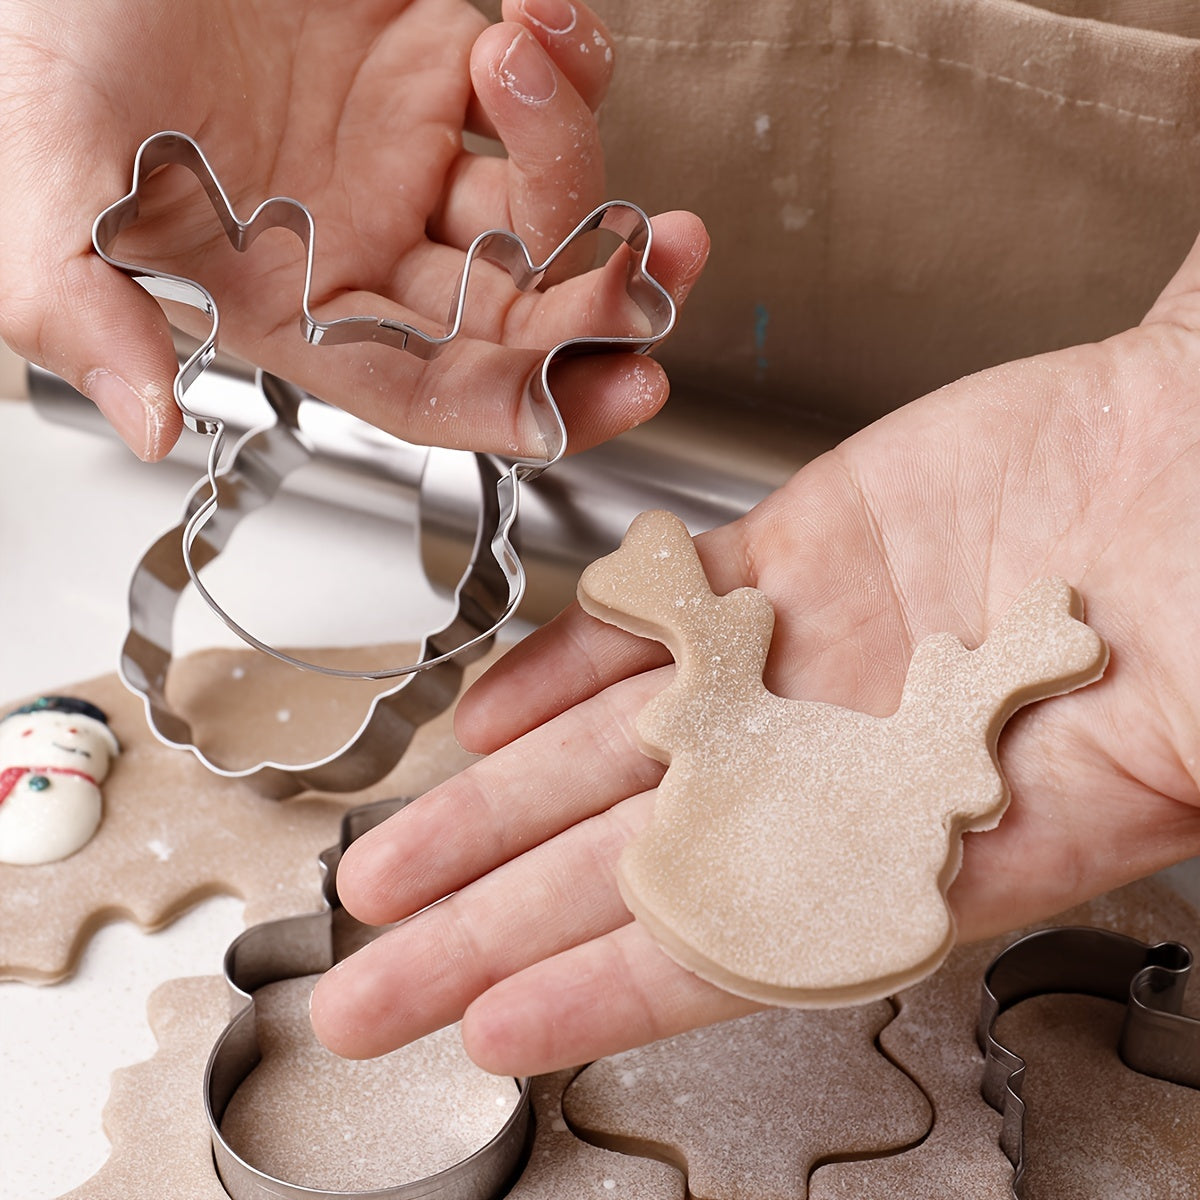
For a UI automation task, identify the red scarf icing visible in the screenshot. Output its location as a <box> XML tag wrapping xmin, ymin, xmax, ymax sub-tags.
<box><xmin>0</xmin><ymin>765</ymin><xmax>98</xmax><ymax>807</ymax></box>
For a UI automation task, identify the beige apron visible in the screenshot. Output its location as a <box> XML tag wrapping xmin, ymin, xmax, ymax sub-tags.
<box><xmin>488</xmin><ymin>1</ymin><xmax>1200</xmax><ymax>429</ymax></box>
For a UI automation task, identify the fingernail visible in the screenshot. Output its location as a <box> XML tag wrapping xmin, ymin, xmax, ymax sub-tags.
<box><xmin>521</xmin><ymin>0</ymin><xmax>577</xmax><ymax>36</ymax></box>
<box><xmin>83</xmin><ymin>368</ymin><xmax>155</xmax><ymax>461</ymax></box>
<box><xmin>498</xmin><ymin>28</ymin><xmax>558</xmax><ymax>105</ymax></box>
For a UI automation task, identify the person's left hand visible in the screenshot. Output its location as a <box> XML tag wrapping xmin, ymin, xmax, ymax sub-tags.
<box><xmin>308</xmin><ymin>216</ymin><xmax>1200</xmax><ymax>1083</ymax></box>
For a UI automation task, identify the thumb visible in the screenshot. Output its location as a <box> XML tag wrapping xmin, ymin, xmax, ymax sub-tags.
<box><xmin>1141</xmin><ymin>224</ymin><xmax>1200</xmax><ymax>334</ymax></box>
<box><xmin>2</xmin><ymin>251</ymin><xmax>182</xmax><ymax>461</ymax></box>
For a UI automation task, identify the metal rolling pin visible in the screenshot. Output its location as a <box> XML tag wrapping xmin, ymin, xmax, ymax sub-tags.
<box><xmin>27</xmin><ymin>355</ymin><xmax>839</xmax><ymax>623</ymax></box>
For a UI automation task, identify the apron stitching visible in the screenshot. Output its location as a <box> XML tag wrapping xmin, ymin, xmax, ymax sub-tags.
<box><xmin>611</xmin><ymin>33</ymin><xmax>1187</xmax><ymax>130</ymax></box>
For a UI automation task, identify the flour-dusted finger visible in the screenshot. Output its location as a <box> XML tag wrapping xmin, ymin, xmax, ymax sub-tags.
<box><xmin>460</xmin><ymin>921</ymin><xmax>761</xmax><ymax>1076</ymax></box>
<box><xmin>455</xmin><ymin>21</ymin><xmax>603</xmax><ymax>270</ymax></box>
<box><xmin>310</xmin><ymin>791</ymin><xmax>656</xmax><ymax>1060</ymax></box>
<box><xmin>335</xmin><ymin>670</ymin><xmax>668</xmax><ymax>928</ymax></box>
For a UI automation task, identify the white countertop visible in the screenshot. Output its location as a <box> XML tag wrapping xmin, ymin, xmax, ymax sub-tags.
<box><xmin>0</xmin><ymin>391</ymin><xmax>457</xmax><ymax>1197</ymax></box>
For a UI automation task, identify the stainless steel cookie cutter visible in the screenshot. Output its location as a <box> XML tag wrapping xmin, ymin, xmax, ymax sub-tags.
<box><xmin>977</xmin><ymin>925</ymin><xmax>1200</xmax><ymax>1198</ymax></box>
<box><xmin>206</xmin><ymin>797</ymin><xmax>533</xmax><ymax>1200</ymax></box>
<box><xmin>93</xmin><ymin>131</ymin><xmax>676</xmax><ymax>795</ymax></box>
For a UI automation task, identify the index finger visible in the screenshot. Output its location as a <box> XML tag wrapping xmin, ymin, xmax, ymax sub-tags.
<box><xmin>336</xmin><ymin>668</ymin><xmax>669</xmax><ymax>927</ymax></box>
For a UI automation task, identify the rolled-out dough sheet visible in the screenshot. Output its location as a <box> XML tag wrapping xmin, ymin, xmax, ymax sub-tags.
<box><xmin>65</xmin><ymin>878</ymin><xmax>1200</xmax><ymax>1198</ymax></box>
<box><xmin>1</xmin><ymin>641</ymin><xmax>494</xmax><ymax>982</ymax></box>
<box><xmin>510</xmin><ymin>1070</ymin><xmax>685</xmax><ymax>1200</ymax></box>
<box><xmin>563</xmin><ymin>1003</ymin><xmax>931</xmax><ymax>1200</ymax></box>
<box><xmin>810</xmin><ymin>875</ymin><xmax>1200</xmax><ymax>1198</ymax></box>
<box><xmin>995</xmin><ymin>992</ymin><xmax>1200</xmax><ymax>1199</ymax></box>
<box><xmin>69</xmin><ymin>988</ymin><xmax>684</xmax><ymax>1198</ymax></box>
<box><xmin>63</xmin><ymin>974</ymin><xmax>519</xmax><ymax>1198</ymax></box>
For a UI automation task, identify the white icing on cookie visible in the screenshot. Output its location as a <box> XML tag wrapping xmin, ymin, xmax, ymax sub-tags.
<box><xmin>0</xmin><ymin>701</ymin><xmax>119</xmax><ymax>865</ymax></box>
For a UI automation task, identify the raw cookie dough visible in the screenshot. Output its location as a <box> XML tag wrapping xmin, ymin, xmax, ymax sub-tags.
<box><xmin>810</xmin><ymin>875</ymin><xmax>1200</xmax><ymax>1199</ymax></box>
<box><xmin>59</xmin><ymin>976</ymin><xmax>234</xmax><ymax>1200</ymax></box>
<box><xmin>989</xmin><ymin>877</ymin><xmax>1200</xmax><ymax>1200</ymax></box>
<box><xmin>578</xmin><ymin>509</ymin><xmax>1107</xmax><ymax>1006</ymax></box>
<box><xmin>995</xmin><ymin>993</ymin><xmax>1200</xmax><ymax>1199</ymax></box>
<box><xmin>73</xmin><ymin>992</ymin><xmax>684</xmax><ymax>1199</ymax></box>
<box><xmin>509</xmin><ymin>1071</ymin><xmax>685</xmax><ymax>1200</ymax></box>
<box><xmin>0</xmin><ymin>641</ymin><xmax>494</xmax><ymax>982</ymax></box>
<box><xmin>69</xmin><ymin>876</ymin><xmax>1200</xmax><ymax>1198</ymax></box>
<box><xmin>562</xmin><ymin>1004</ymin><xmax>931</xmax><ymax>1200</ymax></box>
<box><xmin>807</xmin><ymin>931</ymin><xmax>1014</xmax><ymax>1200</ymax></box>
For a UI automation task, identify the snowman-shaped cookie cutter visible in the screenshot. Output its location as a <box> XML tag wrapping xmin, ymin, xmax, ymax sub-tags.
<box><xmin>92</xmin><ymin>131</ymin><xmax>676</xmax><ymax>797</ymax></box>
<box><xmin>206</xmin><ymin>798</ymin><xmax>533</xmax><ymax>1200</ymax></box>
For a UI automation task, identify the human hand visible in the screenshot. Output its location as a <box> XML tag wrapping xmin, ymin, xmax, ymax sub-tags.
<box><xmin>0</xmin><ymin>0</ymin><xmax>706</xmax><ymax>460</ymax></box>
<box><xmin>309</xmin><ymin>232</ymin><xmax>1200</xmax><ymax>1077</ymax></box>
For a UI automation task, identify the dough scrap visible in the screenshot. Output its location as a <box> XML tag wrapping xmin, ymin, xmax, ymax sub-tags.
<box><xmin>0</xmin><ymin>641</ymin><xmax>491</xmax><ymax>983</ymax></box>
<box><xmin>577</xmin><ymin>510</ymin><xmax>1108</xmax><ymax>1005</ymax></box>
<box><xmin>810</xmin><ymin>875</ymin><xmax>1200</xmax><ymax>1199</ymax></box>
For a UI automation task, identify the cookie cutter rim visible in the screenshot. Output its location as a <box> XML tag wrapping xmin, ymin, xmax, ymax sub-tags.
<box><xmin>93</xmin><ymin>129</ymin><xmax>677</xmax><ymax>683</ymax></box>
<box><xmin>119</xmin><ymin>418</ymin><xmax>509</xmax><ymax>797</ymax></box>
<box><xmin>977</xmin><ymin>924</ymin><xmax>1200</xmax><ymax>1198</ymax></box>
<box><xmin>205</xmin><ymin>797</ymin><xmax>533</xmax><ymax>1200</ymax></box>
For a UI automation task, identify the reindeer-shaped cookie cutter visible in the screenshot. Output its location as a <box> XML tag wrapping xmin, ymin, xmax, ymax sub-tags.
<box><xmin>578</xmin><ymin>509</ymin><xmax>1109</xmax><ymax>1006</ymax></box>
<box><xmin>93</xmin><ymin>131</ymin><xmax>676</xmax><ymax>797</ymax></box>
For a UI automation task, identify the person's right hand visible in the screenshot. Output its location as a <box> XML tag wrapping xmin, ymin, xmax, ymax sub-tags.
<box><xmin>0</xmin><ymin>0</ymin><xmax>707</xmax><ymax>460</ymax></box>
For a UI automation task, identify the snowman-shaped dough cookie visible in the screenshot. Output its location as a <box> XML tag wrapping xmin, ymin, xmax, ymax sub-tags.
<box><xmin>0</xmin><ymin>696</ymin><xmax>120</xmax><ymax>865</ymax></box>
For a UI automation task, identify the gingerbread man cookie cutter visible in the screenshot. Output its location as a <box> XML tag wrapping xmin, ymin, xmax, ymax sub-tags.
<box><xmin>978</xmin><ymin>925</ymin><xmax>1200</xmax><ymax>1198</ymax></box>
<box><xmin>93</xmin><ymin>131</ymin><xmax>676</xmax><ymax>796</ymax></box>
<box><xmin>206</xmin><ymin>797</ymin><xmax>533</xmax><ymax>1200</ymax></box>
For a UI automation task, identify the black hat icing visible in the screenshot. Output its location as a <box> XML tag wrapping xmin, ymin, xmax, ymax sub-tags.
<box><xmin>5</xmin><ymin>695</ymin><xmax>112</xmax><ymax>727</ymax></box>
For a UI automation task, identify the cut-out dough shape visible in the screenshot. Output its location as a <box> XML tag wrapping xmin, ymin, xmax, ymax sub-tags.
<box><xmin>0</xmin><ymin>641</ymin><xmax>492</xmax><ymax>983</ymax></box>
<box><xmin>563</xmin><ymin>1004</ymin><xmax>931</xmax><ymax>1200</ymax></box>
<box><xmin>809</xmin><ymin>876</ymin><xmax>1200</xmax><ymax>1199</ymax></box>
<box><xmin>219</xmin><ymin>974</ymin><xmax>520</xmax><ymax>1192</ymax></box>
<box><xmin>577</xmin><ymin>510</ymin><xmax>1108</xmax><ymax>1006</ymax></box>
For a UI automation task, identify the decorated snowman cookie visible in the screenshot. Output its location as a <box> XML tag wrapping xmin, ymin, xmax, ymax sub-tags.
<box><xmin>0</xmin><ymin>696</ymin><xmax>120</xmax><ymax>865</ymax></box>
